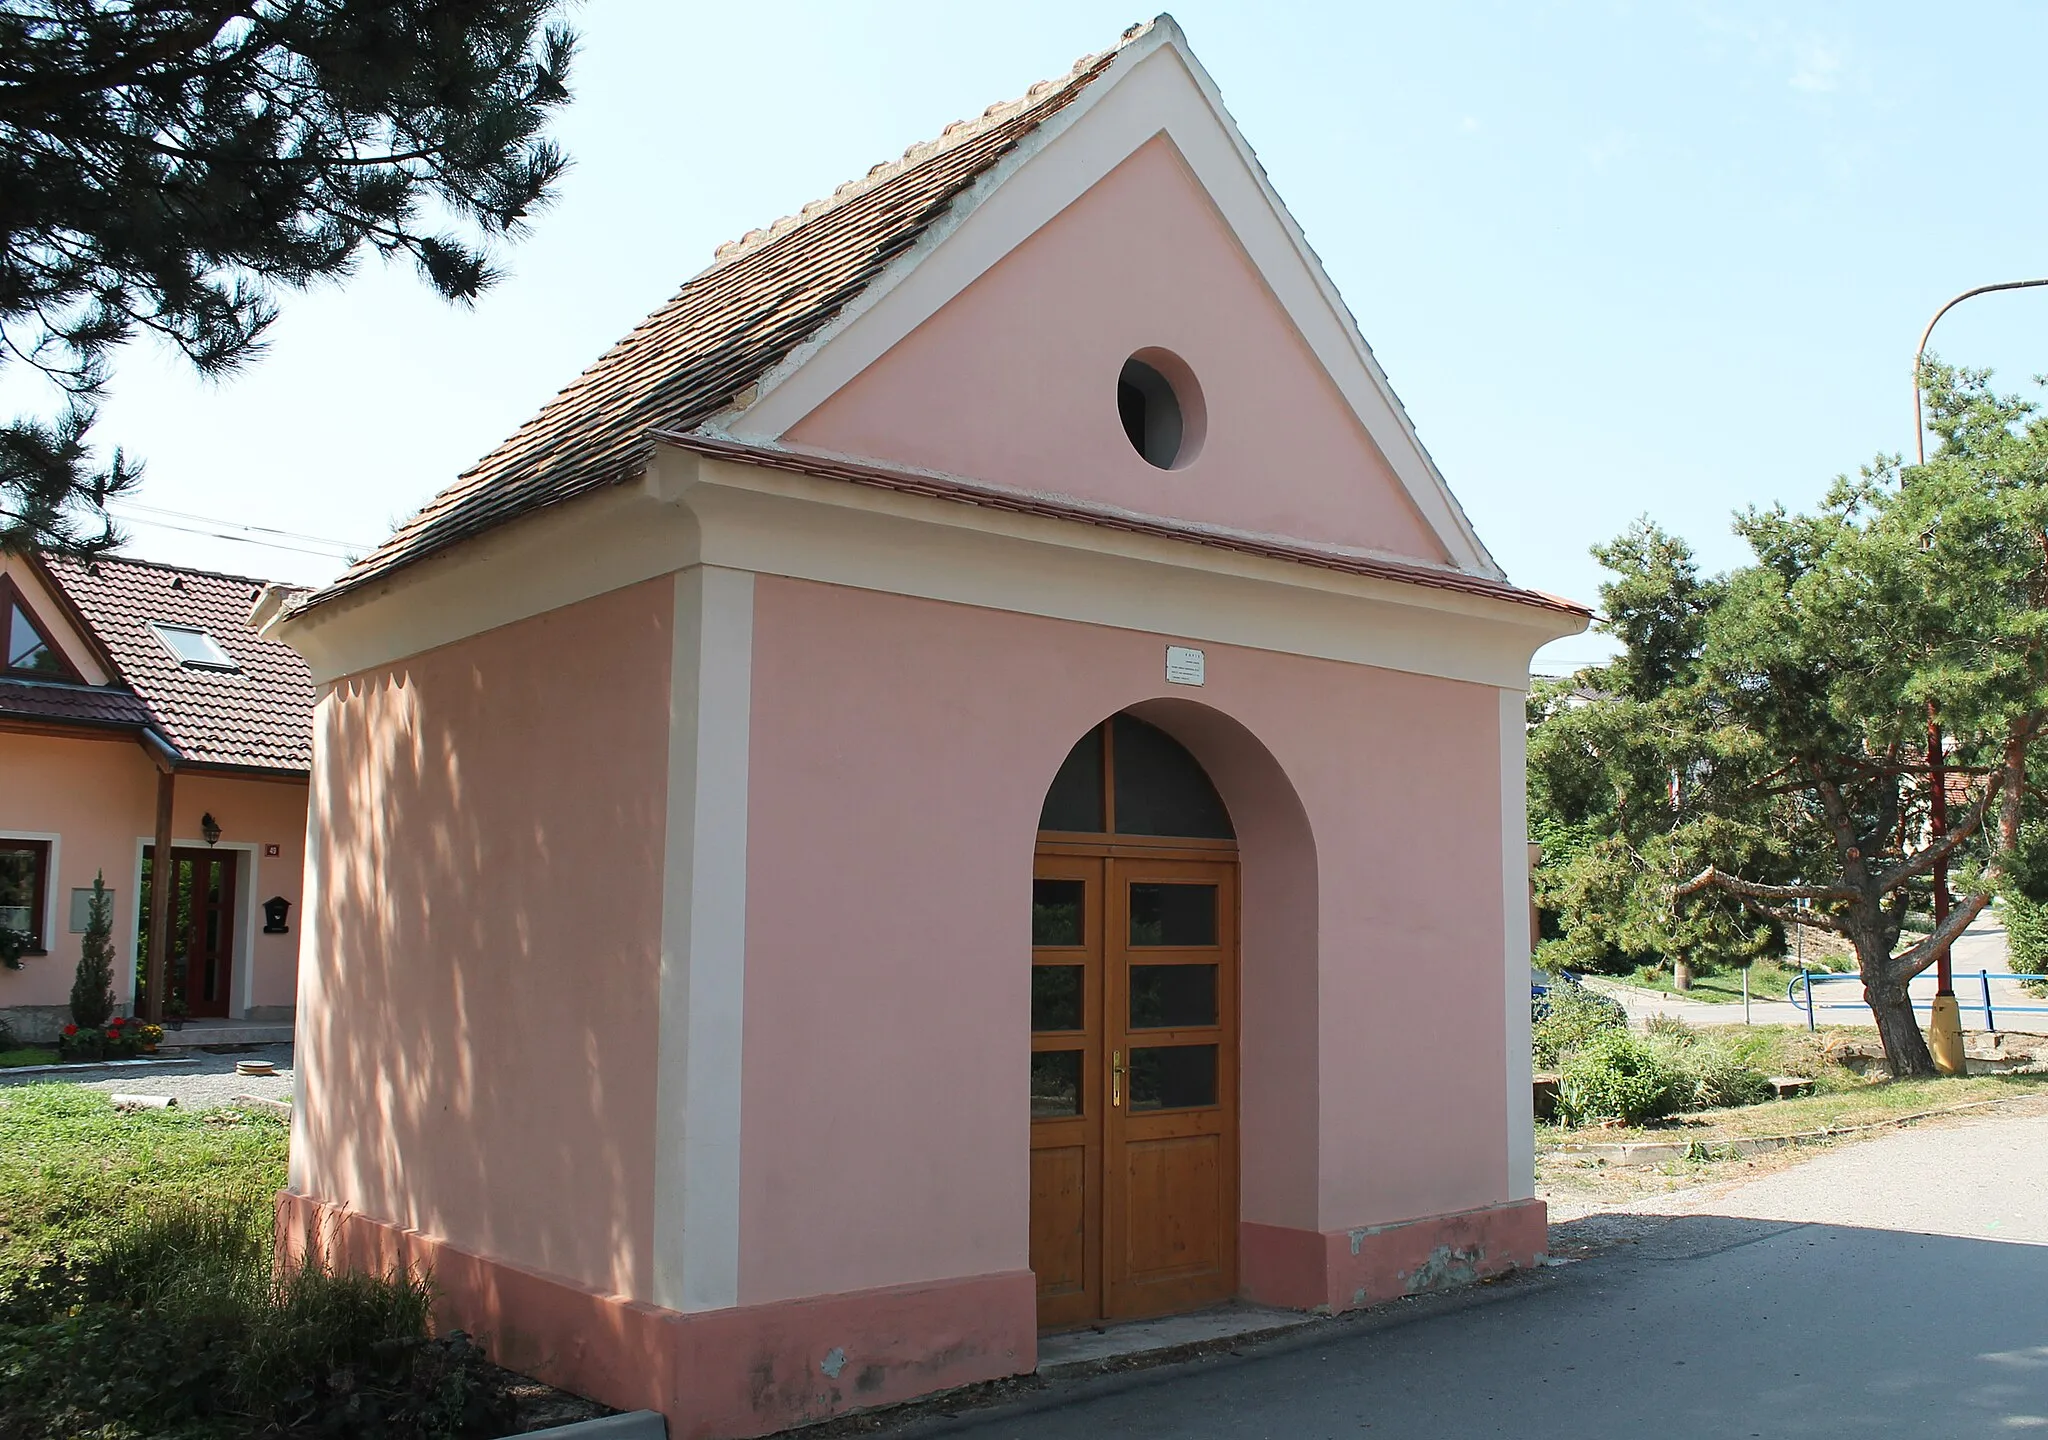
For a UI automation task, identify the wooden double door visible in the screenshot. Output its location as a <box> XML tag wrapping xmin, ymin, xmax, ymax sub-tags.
<box><xmin>1029</xmin><ymin>849</ymin><xmax>1239</xmax><ymax>1328</ymax></box>
<box><xmin>139</xmin><ymin>846</ymin><xmax>237</xmax><ymax>1018</ymax></box>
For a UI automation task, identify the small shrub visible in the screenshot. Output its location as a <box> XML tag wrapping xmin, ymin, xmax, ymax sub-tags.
<box><xmin>1533</xmin><ymin>981</ymin><xmax>1626</xmax><ymax>1069</ymax></box>
<box><xmin>1639</xmin><ymin>1023</ymin><xmax>1776</xmax><ymax>1110</ymax></box>
<box><xmin>1558</xmin><ymin>1029</ymin><xmax>1686</xmax><ymax>1126</ymax></box>
<box><xmin>1634</xmin><ymin>963</ymin><xmax>1664</xmax><ymax>987</ymax></box>
<box><xmin>1670</xmin><ymin>1041</ymin><xmax>1773</xmax><ymax>1110</ymax></box>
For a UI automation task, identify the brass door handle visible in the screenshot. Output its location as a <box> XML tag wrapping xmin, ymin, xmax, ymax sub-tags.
<box><xmin>1111</xmin><ymin>1049</ymin><xmax>1124</xmax><ymax>1108</ymax></box>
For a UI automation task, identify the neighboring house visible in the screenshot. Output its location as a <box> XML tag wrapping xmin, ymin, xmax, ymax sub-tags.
<box><xmin>268</xmin><ymin>18</ymin><xmax>1589</xmax><ymax>1440</ymax></box>
<box><xmin>0</xmin><ymin>551</ymin><xmax>312</xmax><ymax>1039</ymax></box>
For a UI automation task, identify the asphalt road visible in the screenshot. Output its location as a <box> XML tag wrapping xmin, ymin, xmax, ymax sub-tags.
<box><xmin>915</xmin><ymin>1103</ymin><xmax>2048</xmax><ymax>1439</ymax></box>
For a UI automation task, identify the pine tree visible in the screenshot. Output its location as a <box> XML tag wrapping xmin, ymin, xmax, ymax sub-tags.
<box><xmin>69</xmin><ymin>871</ymin><xmax>115</xmax><ymax>1030</ymax></box>
<box><xmin>1</xmin><ymin>1</ymin><xmax>579</xmax><ymax>555</ymax></box>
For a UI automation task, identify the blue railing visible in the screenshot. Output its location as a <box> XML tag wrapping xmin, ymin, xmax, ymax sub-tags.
<box><xmin>1788</xmin><ymin>969</ymin><xmax>2048</xmax><ymax>1031</ymax></box>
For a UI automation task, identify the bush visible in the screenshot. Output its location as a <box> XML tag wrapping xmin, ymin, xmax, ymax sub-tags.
<box><xmin>2007</xmin><ymin>894</ymin><xmax>2048</xmax><ymax>977</ymax></box>
<box><xmin>1641</xmin><ymin>1019</ymin><xmax>1774</xmax><ymax>1110</ymax></box>
<box><xmin>0</xmin><ymin>1195</ymin><xmax>515</xmax><ymax>1439</ymax></box>
<box><xmin>1558</xmin><ymin>1029</ymin><xmax>1687</xmax><ymax>1126</ymax></box>
<box><xmin>1533</xmin><ymin>981</ymin><xmax>1627</xmax><ymax>1069</ymax></box>
<box><xmin>1670</xmin><ymin>1040</ymin><xmax>1773</xmax><ymax>1110</ymax></box>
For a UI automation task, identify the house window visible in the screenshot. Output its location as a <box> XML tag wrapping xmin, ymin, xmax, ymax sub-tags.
<box><xmin>1115</xmin><ymin>350</ymin><xmax>1205</xmax><ymax>470</ymax></box>
<box><xmin>0</xmin><ymin>839</ymin><xmax>51</xmax><ymax>951</ymax></box>
<box><xmin>149</xmin><ymin>623</ymin><xmax>238</xmax><ymax>671</ymax></box>
<box><xmin>3</xmin><ymin>584</ymin><xmax>73</xmax><ymax>680</ymax></box>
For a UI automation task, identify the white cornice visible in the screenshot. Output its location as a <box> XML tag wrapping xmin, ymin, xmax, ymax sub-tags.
<box><xmin>270</xmin><ymin>443</ymin><xmax>1581</xmax><ymax>690</ymax></box>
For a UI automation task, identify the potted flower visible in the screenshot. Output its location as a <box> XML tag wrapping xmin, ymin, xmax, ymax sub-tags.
<box><xmin>57</xmin><ymin>1022</ymin><xmax>104</xmax><ymax>1062</ymax></box>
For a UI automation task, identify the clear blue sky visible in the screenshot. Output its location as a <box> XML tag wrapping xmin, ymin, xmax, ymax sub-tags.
<box><xmin>20</xmin><ymin>2</ymin><xmax>2048</xmax><ymax>673</ymax></box>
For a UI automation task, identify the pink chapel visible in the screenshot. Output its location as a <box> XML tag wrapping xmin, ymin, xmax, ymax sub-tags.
<box><xmin>265</xmin><ymin>17</ymin><xmax>1590</xmax><ymax>1439</ymax></box>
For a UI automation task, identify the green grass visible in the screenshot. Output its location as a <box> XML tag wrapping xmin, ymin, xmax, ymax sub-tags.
<box><xmin>0</xmin><ymin>1085</ymin><xmax>525</xmax><ymax>1438</ymax></box>
<box><xmin>0</xmin><ymin>1046</ymin><xmax>58</xmax><ymax>1068</ymax></box>
<box><xmin>1623</xmin><ymin>956</ymin><xmax>1851</xmax><ymax>1004</ymax></box>
<box><xmin>0</xmin><ymin>1084</ymin><xmax>288</xmax><ymax>1287</ymax></box>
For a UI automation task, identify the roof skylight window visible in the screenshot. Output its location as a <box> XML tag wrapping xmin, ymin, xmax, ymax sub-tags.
<box><xmin>150</xmin><ymin>623</ymin><xmax>238</xmax><ymax>671</ymax></box>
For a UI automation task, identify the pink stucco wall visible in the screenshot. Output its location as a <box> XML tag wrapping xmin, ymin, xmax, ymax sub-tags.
<box><xmin>788</xmin><ymin>135</ymin><xmax>1450</xmax><ymax>564</ymax></box>
<box><xmin>737</xmin><ymin>575</ymin><xmax>1508</xmax><ymax>1305</ymax></box>
<box><xmin>0</xmin><ymin>729</ymin><xmax>306</xmax><ymax>1019</ymax></box>
<box><xmin>292</xmin><ymin>577</ymin><xmax>673</xmax><ymax>1299</ymax></box>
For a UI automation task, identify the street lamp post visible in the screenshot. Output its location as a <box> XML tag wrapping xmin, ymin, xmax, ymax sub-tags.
<box><xmin>1913</xmin><ymin>278</ymin><xmax>2048</xmax><ymax>1075</ymax></box>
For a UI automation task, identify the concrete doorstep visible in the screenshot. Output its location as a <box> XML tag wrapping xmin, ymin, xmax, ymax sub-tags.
<box><xmin>1036</xmin><ymin>1304</ymin><xmax>1321</xmax><ymax>1376</ymax></box>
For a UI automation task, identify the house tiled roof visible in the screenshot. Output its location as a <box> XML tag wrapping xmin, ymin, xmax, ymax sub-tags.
<box><xmin>304</xmin><ymin>29</ymin><xmax>1146</xmax><ymax>610</ymax></box>
<box><xmin>0</xmin><ymin>676</ymin><xmax>153</xmax><ymax>729</ymax></box>
<box><xmin>34</xmin><ymin>554</ymin><xmax>314</xmax><ymax>773</ymax></box>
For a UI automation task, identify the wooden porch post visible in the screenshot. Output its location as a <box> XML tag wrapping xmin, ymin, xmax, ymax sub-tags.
<box><xmin>143</xmin><ymin>766</ymin><xmax>175</xmax><ymax>1023</ymax></box>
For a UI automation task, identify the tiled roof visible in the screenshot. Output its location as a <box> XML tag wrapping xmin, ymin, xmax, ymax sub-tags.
<box><xmin>661</xmin><ymin>434</ymin><xmax>1591</xmax><ymax>619</ymax></box>
<box><xmin>36</xmin><ymin>554</ymin><xmax>314</xmax><ymax>773</ymax></box>
<box><xmin>0</xmin><ymin>677</ymin><xmax>153</xmax><ymax>729</ymax></box>
<box><xmin>305</xmin><ymin>28</ymin><xmax>1146</xmax><ymax>610</ymax></box>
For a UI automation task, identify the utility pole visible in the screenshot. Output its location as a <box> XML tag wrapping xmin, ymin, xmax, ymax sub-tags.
<box><xmin>1913</xmin><ymin>278</ymin><xmax>2048</xmax><ymax>1075</ymax></box>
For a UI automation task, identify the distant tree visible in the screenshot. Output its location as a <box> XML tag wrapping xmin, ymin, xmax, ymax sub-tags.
<box><xmin>69</xmin><ymin>870</ymin><xmax>114</xmax><ymax>1029</ymax></box>
<box><xmin>0</xmin><ymin>0</ymin><xmax>578</xmax><ymax>555</ymax></box>
<box><xmin>1672</xmin><ymin>364</ymin><xmax>2048</xmax><ymax>1075</ymax></box>
<box><xmin>1535</xmin><ymin>368</ymin><xmax>2048</xmax><ymax>1074</ymax></box>
<box><xmin>1529</xmin><ymin>521</ymin><xmax>1782</xmax><ymax>988</ymax></box>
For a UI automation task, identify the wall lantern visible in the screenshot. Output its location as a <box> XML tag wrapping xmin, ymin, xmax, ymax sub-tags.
<box><xmin>262</xmin><ymin>896</ymin><xmax>291</xmax><ymax>934</ymax></box>
<box><xmin>201</xmin><ymin>812</ymin><xmax>222</xmax><ymax>846</ymax></box>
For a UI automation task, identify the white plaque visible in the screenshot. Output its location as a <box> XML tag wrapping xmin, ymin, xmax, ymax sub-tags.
<box><xmin>1165</xmin><ymin>645</ymin><xmax>1205</xmax><ymax>686</ymax></box>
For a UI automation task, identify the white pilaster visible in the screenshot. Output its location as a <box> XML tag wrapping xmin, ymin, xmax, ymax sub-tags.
<box><xmin>1499</xmin><ymin>688</ymin><xmax>1535</xmax><ymax>1204</ymax></box>
<box><xmin>652</xmin><ymin>565</ymin><xmax>755</xmax><ymax>1311</ymax></box>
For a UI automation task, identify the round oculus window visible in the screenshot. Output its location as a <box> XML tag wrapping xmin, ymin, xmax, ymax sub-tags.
<box><xmin>1116</xmin><ymin>350</ymin><xmax>1204</xmax><ymax>469</ymax></box>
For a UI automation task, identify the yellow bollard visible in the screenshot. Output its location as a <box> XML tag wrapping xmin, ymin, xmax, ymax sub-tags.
<box><xmin>1928</xmin><ymin>994</ymin><xmax>1966</xmax><ymax>1076</ymax></box>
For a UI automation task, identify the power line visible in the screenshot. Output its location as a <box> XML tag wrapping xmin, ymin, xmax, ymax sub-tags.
<box><xmin>104</xmin><ymin>499</ymin><xmax>374</xmax><ymax>560</ymax></box>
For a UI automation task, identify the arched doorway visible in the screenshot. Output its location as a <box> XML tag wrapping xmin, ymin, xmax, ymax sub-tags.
<box><xmin>1030</xmin><ymin>712</ymin><xmax>1238</xmax><ymax>1328</ymax></box>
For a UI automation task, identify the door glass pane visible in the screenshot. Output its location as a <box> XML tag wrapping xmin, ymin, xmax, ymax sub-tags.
<box><xmin>1032</xmin><ymin>879</ymin><xmax>1085</xmax><ymax>947</ymax></box>
<box><xmin>1128</xmin><ymin>883</ymin><xmax>1217</xmax><ymax>947</ymax></box>
<box><xmin>1038</xmin><ymin>727</ymin><xmax>1105</xmax><ymax>832</ymax></box>
<box><xmin>1111</xmin><ymin>714</ymin><xmax>1234</xmax><ymax>838</ymax></box>
<box><xmin>1032</xmin><ymin>965</ymin><xmax>1084</xmax><ymax>1031</ymax></box>
<box><xmin>1129</xmin><ymin>964</ymin><xmax>1217</xmax><ymax>1029</ymax></box>
<box><xmin>1129</xmin><ymin>1045</ymin><xmax>1218</xmax><ymax>1111</ymax></box>
<box><xmin>1030</xmin><ymin>1050</ymin><xmax>1083</xmax><ymax>1118</ymax></box>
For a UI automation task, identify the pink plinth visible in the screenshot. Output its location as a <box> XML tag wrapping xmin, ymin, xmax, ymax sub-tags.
<box><xmin>1239</xmin><ymin>1198</ymin><xmax>1548</xmax><ymax>1313</ymax></box>
<box><xmin>274</xmin><ymin>1192</ymin><xmax>1037</xmax><ymax>1440</ymax></box>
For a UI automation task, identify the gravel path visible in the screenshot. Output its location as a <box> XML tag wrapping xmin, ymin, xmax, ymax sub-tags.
<box><xmin>0</xmin><ymin>1042</ymin><xmax>294</xmax><ymax>1108</ymax></box>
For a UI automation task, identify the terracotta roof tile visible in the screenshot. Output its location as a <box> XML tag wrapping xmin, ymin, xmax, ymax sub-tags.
<box><xmin>305</xmin><ymin>31</ymin><xmax>1145</xmax><ymax>610</ymax></box>
<box><xmin>38</xmin><ymin>555</ymin><xmax>314</xmax><ymax>773</ymax></box>
<box><xmin>0</xmin><ymin>677</ymin><xmax>153</xmax><ymax>729</ymax></box>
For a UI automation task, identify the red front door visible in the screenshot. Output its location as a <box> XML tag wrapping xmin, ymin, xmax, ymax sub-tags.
<box><xmin>140</xmin><ymin>847</ymin><xmax>237</xmax><ymax>1018</ymax></box>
